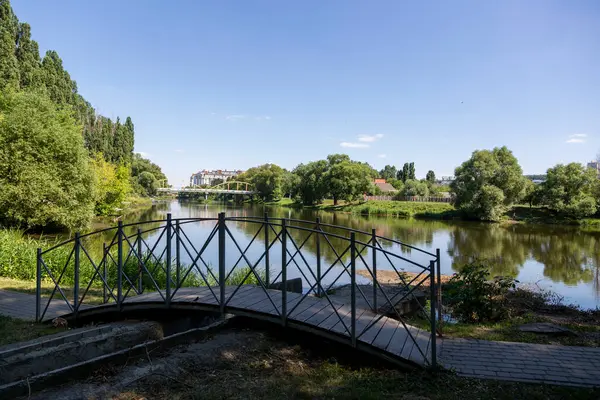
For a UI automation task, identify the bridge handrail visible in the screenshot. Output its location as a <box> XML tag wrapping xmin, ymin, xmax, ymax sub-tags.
<box><xmin>226</xmin><ymin>217</ymin><xmax>432</xmax><ymax>270</ymax></box>
<box><xmin>227</xmin><ymin>216</ymin><xmax>438</xmax><ymax>258</ymax></box>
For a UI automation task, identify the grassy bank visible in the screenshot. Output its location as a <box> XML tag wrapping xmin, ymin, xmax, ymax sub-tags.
<box><xmin>272</xmin><ymin>198</ymin><xmax>600</xmax><ymax>227</ymax></box>
<box><xmin>0</xmin><ymin>315</ymin><xmax>66</xmax><ymax>346</ymax></box>
<box><xmin>275</xmin><ymin>199</ymin><xmax>458</xmax><ymax>218</ymax></box>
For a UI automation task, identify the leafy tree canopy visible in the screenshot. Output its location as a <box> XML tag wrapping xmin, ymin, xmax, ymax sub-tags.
<box><xmin>542</xmin><ymin>163</ymin><xmax>598</xmax><ymax>218</ymax></box>
<box><xmin>451</xmin><ymin>146</ymin><xmax>527</xmax><ymax>221</ymax></box>
<box><xmin>0</xmin><ymin>90</ymin><xmax>95</xmax><ymax>230</ymax></box>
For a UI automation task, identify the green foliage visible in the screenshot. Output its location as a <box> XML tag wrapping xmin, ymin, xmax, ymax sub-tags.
<box><xmin>91</xmin><ymin>154</ymin><xmax>131</xmax><ymax>216</ymax></box>
<box><xmin>15</xmin><ymin>22</ymin><xmax>41</xmax><ymax>89</ymax></box>
<box><xmin>131</xmin><ymin>153</ymin><xmax>168</xmax><ymax>196</ymax></box>
<box><xmin>282</xmin><ymin>170</ymin><xmax>300</xmax><ymax>198</ymax></box>
<box><xmin>387</xmin><ymin>178</ymin><xmax>404</xmax><ymax>192</ymax></box>
<box><xmin>0</xmin><ymin>90</ymin><xmax>95</xmax><ymax>230</ymax></box>
<box><xmin>0</xmin><ymin>1</ymin><xmax>19</xmax><ymax>90</ymax></box>
<box><xmin>401</xmin><ymin>179</ymin><xmax>429</xmax><ymax>197</ymax></box>
<box><xmin>292</xmin><ymin>160</ymin><xmax>330</xmax><ymax>205</ymax></box>
<box><xmin>0</xmin><ymin>0</ymin><xmax>163</xmax><ymax>231</ymax></box>
<box><xmin>137</xmin><ymin>171</ymin><xmax>158</xmax><ymax>197</ymax></box>
<box><xmin>290</xmin><ymin>154</ymin><xmax>376</xmax><ymax>206</ymax></box>
<box><xmin>426</xmin><ymin>170</ymin><xmax>436</xmax><ymax>184</ymax></box>
<box><xmin>542</xmin><ymin>163</ymin><xmax>598</xmax><ymax>218</ymax></box>
<box><xmin>451</xmin><ymin>146</ymin><xmax>528</xmax><ymax>221</ymax></box>
<box><xmin>238</xmin><ymin>163</ymin><xmax>286</xmax><ymax>201</ymax></box>
<box><xmin>379</xmin><ymin>165</ymin><xmax>397</xmax><ymax>180</ymax></box>
<box><xmin>396</xmin><ymin>162</ymin><xmax>415</xmax><ymax>182</ymax></box>
<box><xmin>332</xmin><ymin>200</ymin><xmax>455</xmax><ymax>218</ymax></box>
<box><xmin>326</xmin><ymin>154</ymin><xmax>374</xmax><ymax>205</ymax></box>
<box><xmin>446</xmin><ymin>262</ymin><xmax>517</xmax><ymax>322</ymax></box>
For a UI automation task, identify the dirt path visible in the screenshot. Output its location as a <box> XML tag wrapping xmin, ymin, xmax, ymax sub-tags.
<box><xmin>356</xmin><ymin>270</ymin><xmax>452</xmax><ymax>286</ymax></box>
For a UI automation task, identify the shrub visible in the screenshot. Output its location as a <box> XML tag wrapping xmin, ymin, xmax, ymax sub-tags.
<box><xmin>445</xmin><ymin>262</ymin><xmax>517</xmax><ymax>322</ymax></box>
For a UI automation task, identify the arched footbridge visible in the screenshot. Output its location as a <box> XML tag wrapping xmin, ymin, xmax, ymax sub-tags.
<box><xmin>157</xmin><ymin>181</ymin><xmax>257</xmax><ymax>195</ymax></box>
<box><xmin>35</xmin><ymin>214</ymin><xmax>442</xmax><ymax>368</ymax></box>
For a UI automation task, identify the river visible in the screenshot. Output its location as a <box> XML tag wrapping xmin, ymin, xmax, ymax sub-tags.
<box><xmin>94</xmin><ymin>200</ymin><xmax>600</xmax><ymax>310</ymax></box>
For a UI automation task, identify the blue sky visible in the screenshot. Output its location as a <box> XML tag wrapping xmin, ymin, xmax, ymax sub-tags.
<box><xmin>12</xmin><ymin>0</ymin><xmax>600</xmax><ymax>187</ymax></box>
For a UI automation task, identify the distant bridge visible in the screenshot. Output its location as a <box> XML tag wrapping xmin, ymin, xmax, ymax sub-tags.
<box><xmin>158</xmin><ymin>181</ymin><xmax>257</xmax><ymax>195</ymax></box>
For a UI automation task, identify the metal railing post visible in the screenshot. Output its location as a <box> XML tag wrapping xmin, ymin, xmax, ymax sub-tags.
<box><xmin>281</xmin><ymin>219</ymin><xmax>287</xmax><ymax>326</ymax></box>
<box><xmin>102</xmin><ymin>243</ymin><xmax>107</xmax><ymax>304</ymax></box>
<box><xmin>36</xmin><ymin>248</ymin><xmax>42</xmax><ymax>322</ymax></box>
<box><xmin>350</xmin><ymin>232</ymin><xmax>356</xmax><ymax>347</ymax></box>
<box><xmin>137</xmin><ymin>229</ymin><xmax>143</xmax><ymax>294</ymax></box>
<box><xmin>430</xmin><ymin>260</ymin><xmax>437</xmax><ymax>368</ymax></box>
<box><xmin>436</xmin><ymin>248</ymin><xmax>442</xmax><ymax>333</ymax></box>
<box><xmin>371</xmin><ymin>228</ymin><xmax>377</xmax><ymax>312</ymax></box>
<box><xmin>316</xmin><ymin>218</ymin><xmax>321</xmax><ymax>297</ymax></box>
<box><xmin>218</xmin><ymin>212</ymin><xmax>226</xmax><ymax>316</ymax></box>
<box><xmin>117</xmin><ymin>221</ymin><xmax>123</xmax><ymax>308</ymax></box>
<box><xmin>176</xmin><ymin>220</ymin><xmax>181</xmax><ymax>288</ymax></box>
<box><xmin>264</xmin><ymin>212</ymin><xmax>269</xmax><ymax>287</ymax></box>
<box><xmin>74</xmin><ymin>232</ymin><xmax>80</xmax><ymax>315</ymax></box>
<box><xmin>166</xmin><ymin>213</ymin><xmax>172</xmax><ymax>307</ymax></box>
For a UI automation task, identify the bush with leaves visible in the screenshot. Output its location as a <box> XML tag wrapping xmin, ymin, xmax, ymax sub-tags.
<box><xmin>0</xmin><ymin>90</ymin><xmax>95</xmax><ymax>230</ymax></box>
<box><xmin>445</xmin><ymin>262</ymin><xmax>517</xmax><ymax>322</ymax></box>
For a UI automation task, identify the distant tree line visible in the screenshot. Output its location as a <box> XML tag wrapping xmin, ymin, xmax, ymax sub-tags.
<box><xmin>0</xmin><ymin>1</ymin><xmax>167</xmax><ymax>230</ymax></box>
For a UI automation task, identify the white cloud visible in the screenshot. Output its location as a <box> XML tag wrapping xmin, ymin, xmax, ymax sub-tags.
<box><xmin>254</xmin><ymin>116</ymin><xmax>272</xmax><ymax>121</ymax></box>
<box><xmin>358</xmin><ymin>134</ymin><xmax>384</xmax><ymax>143</ymax></box>
<box><xmin>378</xmin><ymin>154</ymin><xmax>387</xmax><ymax>158</ymax></box>
<box><xmin>134</xmin><ymin>151</ymin><xmax>151</xmax><ymax>157</ymax></box>
<box><xmin>566</xmin><ymin>134</ymin><xmax>588</xmax><ymax>144</ymax></box>
<box><xmin>340</xmin><ymin>142</ymin><xmax>370</xmax><ymax>148</ymax></box>
<box><xmin>225</xmin><ymin>114</ymin><xmax>246</xmax><ymax>121</ymax></box>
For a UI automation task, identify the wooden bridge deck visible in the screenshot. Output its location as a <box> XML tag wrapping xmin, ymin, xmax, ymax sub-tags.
<box><xmin>48</xmin><ymin>285</ymin><xmax>432</xmax><ymax>367</ymax></box>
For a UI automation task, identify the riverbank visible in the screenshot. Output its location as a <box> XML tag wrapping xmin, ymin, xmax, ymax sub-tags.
<box><xmin>270</xmin><ymin>199</ymin><xmax>600</xmax><ymax>227</ymax></box>
<box><xmin>365</xmin><ymin>270</ymin><xmax>600</xmax><ymax>347</ymax></box>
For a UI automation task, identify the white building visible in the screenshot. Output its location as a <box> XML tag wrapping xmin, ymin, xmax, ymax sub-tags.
<box><xmin>587</xmin><ymin>161</ymin><xmax>600</xmax><ymax>174</ymax></box>
<box><xmin>189</xmin><ymin>169</ymin><xmax>243</xmax><ymax>186</ymax></box>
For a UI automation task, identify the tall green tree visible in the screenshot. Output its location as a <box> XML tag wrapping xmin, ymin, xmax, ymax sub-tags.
<box><xmin>408</xmin><ymin>162</ymin><xmax>416</xmax><ymax>180</ymax></box>
<box><xmin>542</xmin><ymin>163</ymin><xmax>598</xmax><ymax>218</ymax></box>
<box><xmin>400</xmin><ymin>163</ymin><xmax>410</xmax><ymax>183</ymax></box>
<box><xmin>451</xmin><ymin>146</ymin><xmax>528</xmax><ymax>221</ymax></box>
<box><xmin>327</xmin><ymin>158</ymin><xmax>374</xmax><ymax>205</ymax></box>
<box><xmin>0</xmin><ymin>1</ymin><xmax>19</xmax><ymax>90</ymax></box>
<box><xmin>40</xmin><ymin>50</ymin><xmax>77</xmax><ymax>105</ymax></box>
<box><xmin>15</xmin><ymin>23</ymin><xmax>41</xmax><ymax>89</ymax></box>
<box><xmin>426</xmin><ymin>170</ymin><xmax>436</xmax><ymax>184</ymax></box>
<box><xmin>0</xmin><ymin>90</ymin><xmax>95</xmax><ymax>230</ymax></box>
<box><xmin>379</xmin><ymin>165</ymin><xmax>397</xmax><ymax>180</ymax></box>
<box><xmin>292</xmin><ymin>160</ymin><xmax>330</xmax><ymax>205</ymax></box>
<box><xmin>237</xmin><ymin>163</ymin><xmax>286</xmax><ymax>201</ymax></box>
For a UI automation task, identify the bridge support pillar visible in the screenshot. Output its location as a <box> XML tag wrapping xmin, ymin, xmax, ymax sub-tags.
<box><xmin>430</xmin><ymin>260</ymin><xmax>437</xmax><ymax>368</ymax></box>
<box><xmin>218</xmin><ymin>212</ymin><xmax>226</xmax><ymax>316</ymax></box>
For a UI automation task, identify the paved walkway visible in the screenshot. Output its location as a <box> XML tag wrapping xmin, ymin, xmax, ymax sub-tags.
<box><xmin>440</xmin><ymin>338</ymin><xmax>600</xmax><ymax>388</ymax></box>
<box><xmin>0</xmin><ymin>289</ymin><xmax>72</xmax><ymax>321</ymax></box>
<box><xmin>2</xmin><ymin>289</ymin><xmax>599</xmax><ymax>387</ymax></box>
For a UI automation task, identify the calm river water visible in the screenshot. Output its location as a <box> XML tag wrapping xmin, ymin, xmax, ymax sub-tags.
<box><xmin>103</xmin><ymin>200</ymin><xmax>600</xmax><ymax>310</ymax></box>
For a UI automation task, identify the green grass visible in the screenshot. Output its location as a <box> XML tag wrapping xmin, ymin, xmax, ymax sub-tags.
<box><xmin>0</xmin><ymin>315</ymin><xmax>66</xmax><ymax>346</ymax></box>
<box><xmin>335</xmin><ymin>200</ymin><xmax>457</xmax><ymax>218</ymax></box>
<box><xmin>276</xmin><ymin>199</ymin><xmax>458</xmax><ymax>218</ymax></box>
<box><xmin>407</xmin><ymin>286</ymin><xmax>600</xmax><ymax>347</ymax></box>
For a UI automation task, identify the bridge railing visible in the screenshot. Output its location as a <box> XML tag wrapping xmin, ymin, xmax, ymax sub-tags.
<box><xmin>36</xmin><ymin>213</ymin><xmax>441</xmax><ymax>367</ymax></box>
